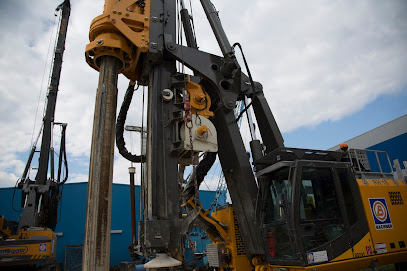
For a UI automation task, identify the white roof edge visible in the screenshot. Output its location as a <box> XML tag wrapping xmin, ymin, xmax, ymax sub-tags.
<box><xmin>328</xmin><ymin>114</ymin><xmax>407</xmax><ymax>151</ymax></box>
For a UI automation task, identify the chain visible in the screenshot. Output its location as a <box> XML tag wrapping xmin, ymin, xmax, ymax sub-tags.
<box><xmin>185</xmin><ymin>99</ymin><xmax>199</xmax><ymax>200</ymax></box>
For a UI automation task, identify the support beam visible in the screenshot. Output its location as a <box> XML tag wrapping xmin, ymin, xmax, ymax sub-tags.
<box><xmin>82</xmin><ymin>56</ymin><xmax>121</xmax><ymax>270</ymax></box>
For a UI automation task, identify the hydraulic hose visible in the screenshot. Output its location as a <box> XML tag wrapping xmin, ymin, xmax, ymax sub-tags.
<box><xmin>116</xmin><ymin>83</ymin><xmax>144</xmax><ymax>163</ymax></box>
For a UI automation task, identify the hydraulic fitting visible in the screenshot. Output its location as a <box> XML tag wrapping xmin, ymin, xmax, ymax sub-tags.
<box><xmin>197</xmin><ymin>125</ymin><xmax>209</xmax><ymax>136</ymax></box>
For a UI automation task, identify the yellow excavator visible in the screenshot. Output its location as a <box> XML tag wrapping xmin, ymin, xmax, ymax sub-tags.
<box><xmin>0</xmin><ymin>1</ymin><xmax>70</xmax><ymax>269</ymax></box>
<box><xmin>84</xmin><ymin>0</ymin><xmax>407</xmax><ymax>270</ymax></box>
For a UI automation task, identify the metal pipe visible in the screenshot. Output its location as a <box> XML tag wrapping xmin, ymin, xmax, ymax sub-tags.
<box><xmin>199</xmin><ymin>0</ymin><xmax>233</xmax><ymax>57</ymax></box>
<box><xmin>37</xmin><ymin>195</ymin><xmax>43</xmax><ymax>214</ymax></box>
<box><xmin>82</xmin><ymin>55</ymin><xmax>121</xmax><ymax>271</ymax></box>
<box><xmin>129</xmin><ymin>165</ymin><xmax>137</xmax><ymax>244</ymax></box>
<box><xmin>50</xmin><ymin>122</ymin><xmax>55</xmax><ymax>181</ymax></box>
<box><xmin>21</xmin><ymin>146</ymin><xmax>36</xmax><ymax>180</ymax></box>
<box><xmin>245</xmin><ymin>97</ymin><xmax>257</xmax><ymax>141</ymax></box>
<box><xmin>180</xmin><ymin>1</ymin><xmax>198</xmax><ymax>49</ymax></box>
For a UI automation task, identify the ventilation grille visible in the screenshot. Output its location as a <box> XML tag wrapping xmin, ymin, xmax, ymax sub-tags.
<box><xmin>389</xmin><ymin>191</ymin><xmax>404</xmax><ymax>205</ymax></box>
<box><xmin>233</xmin><ymin>211</ymin><xmax>245</xmax><ymax>255</ymax></box>
<box><xmin>206</xmin><ymin>244</ymin><xmax>225</xmax><ymax>267</ymax></box>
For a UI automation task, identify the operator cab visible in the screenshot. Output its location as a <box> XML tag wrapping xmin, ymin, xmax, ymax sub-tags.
<box><xmin>255</xmin><ymin>147</ymin><xmax>369</xmax><ymax>266</ymax></box>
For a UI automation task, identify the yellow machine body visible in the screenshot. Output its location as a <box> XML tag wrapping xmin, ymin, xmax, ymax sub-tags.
<box><xmin>0</xmin><ymin>222</ymin><xmax>57</xmax><ymax>266</ymax></box>
<box><xmin>209</xmin><ymin>206</ymin><xmax>254</xmax><ymax>271</ymax></box>
<box><xmin>205</xmin><ymin>176</ymin><xmax>406</xmax><ymax>271</ymax></box>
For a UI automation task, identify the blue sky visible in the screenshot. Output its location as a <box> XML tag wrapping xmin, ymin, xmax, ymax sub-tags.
<box><xmin>0</xmin><ymin>0</ymin><xmax>406</xmax><ymax>189</ymax></box>
<box><xmin>284</xmin><ymin>90</ymin><xmax>407</xmax><ymax>150</ymax></box>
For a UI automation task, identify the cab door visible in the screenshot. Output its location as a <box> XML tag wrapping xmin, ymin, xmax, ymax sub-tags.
<box><xmin>293</xmin><ymin>161</ymin><xmax>368</xmax><ymax>266</ymax></box>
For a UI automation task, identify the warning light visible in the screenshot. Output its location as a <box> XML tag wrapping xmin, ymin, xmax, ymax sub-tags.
<box><xmin>340</xmin><ymin>143</ymin><xmax>349</xmax><ymax>151</ymax></box>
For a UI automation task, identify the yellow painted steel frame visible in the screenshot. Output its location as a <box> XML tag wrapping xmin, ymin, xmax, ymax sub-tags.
<box><xmin>0</xmin><ymin>229</ymin><xmax>56</xmax><ymax>266</ymax></box>
<box><xmin>185</xmin><ymin>197</ymin><xmax>228</xmax><ymax>242</ymax></box>
<box><xmin>186</xmin><ymin>75</ymin><xmax>214</xmax><ymax>118</ymax></box>
<box><xmin>0</xmin><ymin>217</ymin><xmax>12</xmax><ymax>238</ymax></box>
<box><xmin>85</xmin><ymin>0</ymin><xmax>151</xmax><ymax>81</ymax></box>
<box><xmin>210</xmin><ymin>206</ymin><xmax>253</xmax><ymax>271</ymax></box>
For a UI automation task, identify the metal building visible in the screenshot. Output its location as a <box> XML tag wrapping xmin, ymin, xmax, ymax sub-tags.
<box><xmin>0</xmin><ymin>182</ymin><xmax>225</xmax><ymax>268</ymax></box>
<box><xmin>329</xmin><ymin>114</ymin><xmax>407</xmax><ymax>181</ymax></box>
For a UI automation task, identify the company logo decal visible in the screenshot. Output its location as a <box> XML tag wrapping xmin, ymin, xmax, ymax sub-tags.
<box><xmin>307</xmin><ymin>250</ymin><xmax>328</xmax><ymax>264</ymax></box>
<box><xmin>369</xmin><ymin>198</ymin><xmax>393</xmax><ymax>230</ymax></box>
<box><xmin>39</xmin><ymin>243</ymin><xmax>47</xmax><ymax>253</ymax></box>
<box><xmin>0</xmin><ymin>246</ymin><xmax>28</xmax><ymax>255</ymax></box>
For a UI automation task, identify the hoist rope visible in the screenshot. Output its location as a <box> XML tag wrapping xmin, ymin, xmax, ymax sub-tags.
<box><xmin>29</xmin><ymin>11</ymin><xmax>59</xmax><ymax>149</ymax></box>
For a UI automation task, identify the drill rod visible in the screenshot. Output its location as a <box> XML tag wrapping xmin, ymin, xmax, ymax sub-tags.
<box><xmin>83</xmin><ymin>56</ymin><xmax>121</xmax><ymax>270</ymax></box>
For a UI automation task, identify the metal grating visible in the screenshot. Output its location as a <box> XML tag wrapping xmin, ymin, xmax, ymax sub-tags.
<box><xmin>233</xmin><ymin>211</ymin><xmax>245</xmax><ymax>255</ymax></box>
<box><xmin>206</xmin><ymin>244</ymin><xmax>225</xmax><ymax>267</ymax></box>
<box><xmin>64</xmin><ymin>245</ymin><xmax>83</xmax><ymax>271</ymax></box>
<box><xmin>349</xmin><ymin>150</ymin><xmax>371</xmax><ymax>171</ymax></box>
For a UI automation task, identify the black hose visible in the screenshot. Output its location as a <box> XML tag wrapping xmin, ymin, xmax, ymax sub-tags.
<box><xmin>116</xmin><ymin>83</ymin><xmax>145</xmax><ymax>163</ymax></box>
<box><xmin>232</xmin><ymin>42</ymin><xmax>256</xmax><ymax>96</ymax></box>
<box><xmin>61</xmin><ymin>128</ymin><xmax>68</xmax><ymax>184</ymax></box>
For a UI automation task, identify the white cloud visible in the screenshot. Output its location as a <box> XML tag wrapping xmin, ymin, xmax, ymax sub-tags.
<box><xmin>0</xmin><ymin>171</ymin><xmax>20</xmax><ymax>188</ymax></box>
<box><xmin>230</xmin><ymin>0</ymin><xmax>407</xmax><ymax>132</ymax></box>
<box><xmin>0</xmin><ymin>0</ymin><xmax>406</xmax><ymax>188</ymax></box>
<box><xmin>67</xmin><ymin>172</ymin><xmax>88</xmax><ymax>184</ymax></box>
<box><xmin>0</xmin><ymin>153</ymin><xmax>26</xmax><ymax>187</ymax></box>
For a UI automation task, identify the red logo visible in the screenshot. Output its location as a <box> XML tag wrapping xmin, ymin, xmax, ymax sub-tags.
<box><xmin>188</xmin><ymin>241</ymin><xmax>196</xmax><ymax>250</ymax></box>
<box><xmin>366</xmin><ymin>245</ymin><xmax>373</xmax><ymax>255</ymax></box>
<box><xmin>39</xmin><ymin>243</ymin><xmax>47</xmax><ymax>253</ymax></box>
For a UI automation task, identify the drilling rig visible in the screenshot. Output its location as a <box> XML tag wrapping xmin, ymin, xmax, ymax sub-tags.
<box><xmin>0</xmin><ymin>0</ymin><xmax>70</xmax><ymax>269</ymax></box>
<box><xmin>83</xmin><ymin>0</ymin><xmax>407</xmax><ymax>270</ymax></box>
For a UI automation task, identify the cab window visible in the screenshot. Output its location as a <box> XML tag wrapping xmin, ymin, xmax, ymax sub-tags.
<box><xmin>263</xmin><ymin>167</ymin><xmax>297</xmax><ymax>260</ymax></box>
<box><xmin>337</xmin><ymin>168</ymin><xmax>357</xmax><ymax>226</ymax></box>
<box><xmin>299</xmin><ymin>167</ymin><xmax>345</xmax><ymax>251</ymax></box>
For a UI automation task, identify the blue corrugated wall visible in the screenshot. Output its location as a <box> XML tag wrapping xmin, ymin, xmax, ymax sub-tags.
<box><xmin>2</xmin><ymin>134</ymin><xmax>403</xmax><ymax>266</ymax></box>
<box><xmin>367</xmin><ymin>133</ymin><xmax>407</xmax><ymax>166</ymax></box>
<box><xmin>0</xmin><ymin>182</ymin><xmax>224</xmax><ymax>266</ymax></box>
